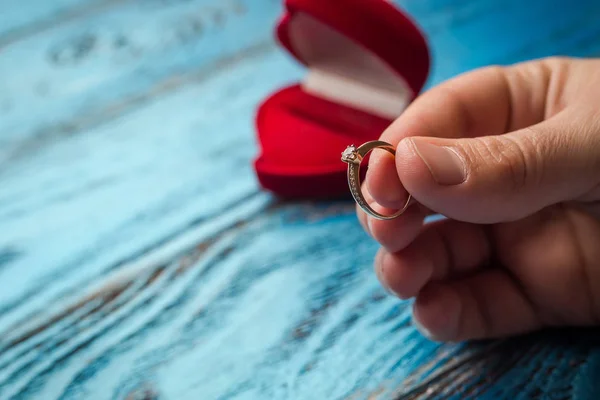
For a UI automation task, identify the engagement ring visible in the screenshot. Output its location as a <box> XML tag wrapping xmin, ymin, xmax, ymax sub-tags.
<box><xmin>341</xmin><ymin>141</ymin><xmax>412</xmax><ymax>220</ymax></box>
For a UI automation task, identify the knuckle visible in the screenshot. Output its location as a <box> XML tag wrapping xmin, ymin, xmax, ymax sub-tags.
<box><xmin>506</xmin><ymin>133</ymin><xmax>542</xmax><ymax>191</ymax></box>
<box><xmin>514</xmin><ymin>56</ymin><xmax>567</xmax><ymax>73</ymax></box>
<box><xmin>464</xmin><ymin>134</ymin><xmax>541</xmax><ymax>193</ymax></box>
<box><xmin>482</xmin><ymin>65</ymin><xmax>506</xmax><ymax>78</ymax></box>
<box><xmin>507</xmin><ymin>58</ymin><xmax>570</xmax><ymax>118</ymax></box>
<box><xmin>540</xmin><ymin>56</ymin><xmax>570</xmax><ymax>68</ymax></box>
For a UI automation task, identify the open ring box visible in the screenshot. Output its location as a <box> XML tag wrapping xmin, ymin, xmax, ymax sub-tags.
<box><xmin>254</xmin><ymin>0</ymin><xmax>430</xmax><ymax>199</ymax></box>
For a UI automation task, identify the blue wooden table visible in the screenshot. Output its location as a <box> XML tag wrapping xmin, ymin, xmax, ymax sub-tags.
<box><xmin>2</xmin><ymin>0</ymin><xmax>600</xmax><ymax>399</ymax></box>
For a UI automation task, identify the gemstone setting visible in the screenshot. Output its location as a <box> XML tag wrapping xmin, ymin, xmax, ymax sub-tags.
<box><xmin>341</xmin><ymin>145</ymin><xmax>358</xmax><ymax>163</ymax></box>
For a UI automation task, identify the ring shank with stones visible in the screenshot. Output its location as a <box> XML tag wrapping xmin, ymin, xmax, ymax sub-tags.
<box><xmin>341</xmin><ymin>140</ymin><xmax>412</xmax><ymax>220</ymax></box>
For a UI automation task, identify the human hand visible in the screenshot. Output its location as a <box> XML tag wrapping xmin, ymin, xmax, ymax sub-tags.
<box><xmin>360</xmin><ymin>57</ymin><xmax>600</xmax><ymax>342</ymax></box>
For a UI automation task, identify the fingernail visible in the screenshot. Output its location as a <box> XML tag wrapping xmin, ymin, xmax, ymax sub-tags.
<box><xmin>412</xmin><ymin>315</ymin><xmax>435</xmax><ymax>340</ymax></box>
<box><xmin>367</xmin><ymin>216</ymin><xmax>375</xmax><ymax>236</ymax></box>
<box><xmin>410</xmin><ymin>138</ymin><xmax>466</xmax><ymax>185</ymax></box>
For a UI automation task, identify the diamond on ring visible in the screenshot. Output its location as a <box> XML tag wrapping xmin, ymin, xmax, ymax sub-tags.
<box><xmin>342</xmin><ymin>141</ymin><xmax>413</xmax><ymax>220</ymax></box>
<box><xmin>341</xmin><ymin>145</ymin><xmax>358</xmax><ymax>163</ymax></box>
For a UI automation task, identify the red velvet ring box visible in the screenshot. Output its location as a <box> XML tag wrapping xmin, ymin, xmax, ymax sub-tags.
<box><xmin>254</xmin><ymin>0</ymin><xmax>430</xmax><ymax>199</ymax></box>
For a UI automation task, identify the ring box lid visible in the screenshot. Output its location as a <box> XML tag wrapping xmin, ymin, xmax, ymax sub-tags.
<box><xmin>254</xmin><ymin>0</ymin><xmax>430</xmax><ymax>199</ymax></box>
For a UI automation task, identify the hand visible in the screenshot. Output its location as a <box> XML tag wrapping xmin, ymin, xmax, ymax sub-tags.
<box><xmin>360</xmin><ymin>57</ymin><xmax>600</xmax><ymax>342</ymax></box>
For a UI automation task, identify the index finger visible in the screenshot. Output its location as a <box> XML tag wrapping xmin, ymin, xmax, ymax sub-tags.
<box><xmin>366</xmin><ymin>60</ymin><xmax>553</xmax><ymax>209</ymax></box>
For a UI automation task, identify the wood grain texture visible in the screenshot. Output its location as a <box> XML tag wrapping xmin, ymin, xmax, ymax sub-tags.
<box><xmin>2</xmin><ymin>0</ymin><xmax>600</xmax><ymax>398</ymax></box>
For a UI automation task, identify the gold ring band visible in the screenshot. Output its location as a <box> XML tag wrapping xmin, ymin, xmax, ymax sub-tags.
<box><xmin>341</xmin><ymin>141</ymin><xmax>412</xmax><ymax>220</ymax></box>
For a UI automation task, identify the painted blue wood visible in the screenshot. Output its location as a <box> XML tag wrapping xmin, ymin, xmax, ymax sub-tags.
<box><xmin>1</xmin><ymin>0</ymin><xmax>600</xmax><ymax>398</ymax></box>
<box><xmin>0</xmin><ymin>0</ymin><xmax>108</xmax><ymax>42</ymax></box>
<box><xmin>0</xmin><ymin>0</ymin><xmax>283</xmax><ymax>166</ymax></box>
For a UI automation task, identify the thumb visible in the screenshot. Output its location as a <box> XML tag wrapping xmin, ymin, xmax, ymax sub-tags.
<box><xmin>396</xmin><ymin>111</ymin><xmax>600</xmax><ymax>223</ymax></box>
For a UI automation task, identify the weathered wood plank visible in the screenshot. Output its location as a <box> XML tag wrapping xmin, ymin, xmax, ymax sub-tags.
<box><xmin>3</xmin><ymin>0</ymin><xmax>600</xmax><ymax>168</ymax></box>
<box><xmin>0</xmin><ymin>0</ymin><xmax>282</xmax><ymax>165</ymax></box>
<box><xmin>2</xmin><ymin>0</ymin><xmax>600</xmax><ymax>399</ymax></box>
<box><xmin>0</xmin><ymin>198</ymin><xmax>440</xmax><ymax>399</ymax></box>
<box><xmin>0</xmin><ymin>46</ymin><xmax>303</xmax><ymax>330</ymax></box>
<box><xmin>0</xmin><ymin>0</ymin><xmax>114</xmax><ymax>44</ymax></box>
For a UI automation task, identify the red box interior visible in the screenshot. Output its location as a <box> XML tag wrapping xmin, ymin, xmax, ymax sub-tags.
<box><xmin>254</xmin><ymin>0</ymin><xmax>430</xmax><ymax>199</ymax></box>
